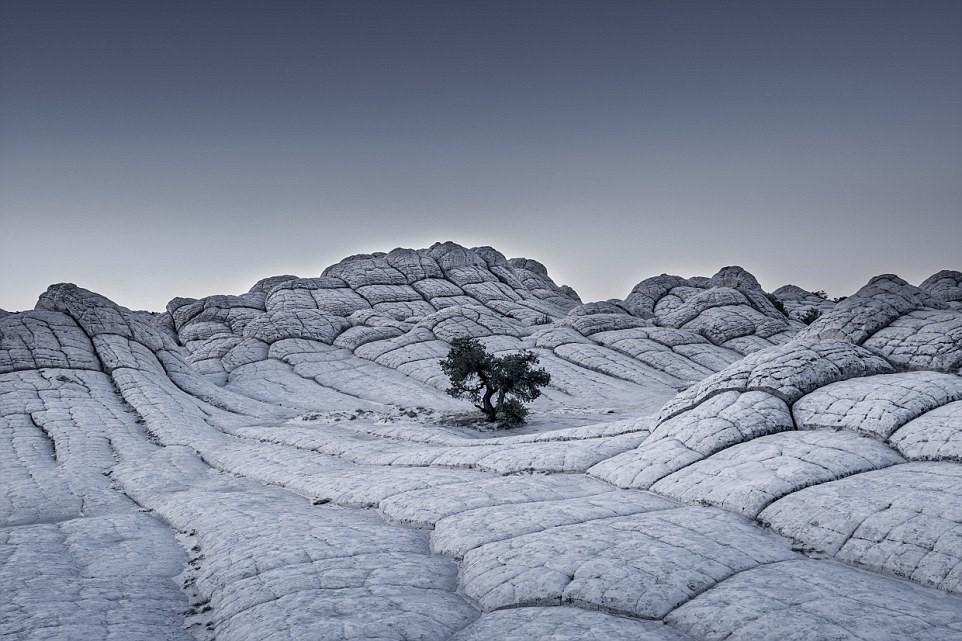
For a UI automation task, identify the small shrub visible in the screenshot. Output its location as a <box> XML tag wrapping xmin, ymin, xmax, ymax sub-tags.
<box><xmin>497</xmin><ymin>397</ymin><xmax>528</xmax><ymax>425</ymax></box>
<box><xmin>812</xmin><ymin>289</ymin><xmax>829</xmax><ymax>300</ymax></box>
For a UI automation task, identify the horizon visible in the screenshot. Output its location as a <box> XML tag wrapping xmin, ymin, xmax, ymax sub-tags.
<box><xmin>2</xmin><ymin>237</ymin><xmax>948</xmax><ymax>313</ymax></box>
<box><xmin>2</xmin><ymin>1</ymin><xmax>960</xmax><ymax>311</ymax></box>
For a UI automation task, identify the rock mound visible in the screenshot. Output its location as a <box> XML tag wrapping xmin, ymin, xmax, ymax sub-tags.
<box><xmin>2</xmin><ymin>247</ymin><xmax>961</xmax><ymax>640</ymax></box>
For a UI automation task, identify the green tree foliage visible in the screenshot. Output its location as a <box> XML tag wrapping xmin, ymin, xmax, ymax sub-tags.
<box><xmin>439</xmin><ymin>337</ymin><xmax>551</xmax><ymax>426</ymax></box>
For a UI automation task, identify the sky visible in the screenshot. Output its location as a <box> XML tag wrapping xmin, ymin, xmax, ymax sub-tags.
<box><xmin>1</xmin><ymin>1</ymin><xmax>960</xmax><ymax>312</ymax></box>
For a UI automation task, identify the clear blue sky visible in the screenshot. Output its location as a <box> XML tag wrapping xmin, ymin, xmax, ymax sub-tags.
<box><xmin>2</xmin><ymin>1</ymin><xmax>960</xmax><ymax>311</ymax></box>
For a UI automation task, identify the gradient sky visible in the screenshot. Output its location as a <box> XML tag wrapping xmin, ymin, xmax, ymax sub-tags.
<box><xmin>2</xmin><ymin>1</ymin><xmax>960</xmax><ymax>312</ymax></box>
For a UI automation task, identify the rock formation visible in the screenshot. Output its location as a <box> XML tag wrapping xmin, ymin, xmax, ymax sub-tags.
<box><xmin>2</xmin><ymin>242</ymin><xmax>961</xmax><ymax>640</ymax></box>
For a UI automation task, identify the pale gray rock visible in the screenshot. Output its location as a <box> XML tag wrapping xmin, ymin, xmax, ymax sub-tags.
<box><xmin>147</xmin><ymin>242</ymin><xmax>706</xmax><ymax>411</ymax></box>
<box><xmin>416</xmin><ymin>305</ymin><xmax>523</xmax><ymax>341</ymax></box>
<box><xmin>385</xmin><ymin>246</ymin><xmax>444</xmax><ymax>282</ymax></box>
<box><xmin>553</xmin><ymin>342</ymin><xmax>688</xmax><ymax>388</ymax></box>
<box><xmin>356</xmin><ymin>283</ymin><xmax>423</xmax><ymax>305</ymax></box>
<box><xmin>332</xmin><ymin>324</ymin><xmax>405</xmax><ymax>350</ymax></box>
<box><xmin>248</xmin><ymin>273</ymin><xmax>298</xmax><ymax>293</ymax></box>
<box><xmin>506</xmin><ymin>255</ymin><xmax>581</xmax><ymax>310</ymax></box>
<box><xmin>244</xmin><ymin>308</ymin><xmax>350</xmax><ymax>344</ymax></box>
<box><xmin>269</xmin><ymin>338</ymin><xmax>459</xmax><ymax>408</ymax></box>
<box><xmin>431</xmin><ymin>241</ymin><xmax>488</xmax><ymax>270</ymax></box>
<box><xmin>491</xmin><ymin>298</ymin><xmax>560</xmax><ymax>324</ymax></box>
<box><xmin>0</xmin><ymin>310</ymin><xmax>102</xmax><ymax>374</ymax></box>
<box><xmin>322</xmin><ymin>413</ymin><xmax>653</xmax><ymax>447</ymax></box>
<box><xmin>432</xmin><ymin>490</ymin><xmax>677</xmax><ymax>558</ymax></box>
<box><xmin>799</xmin><ymin>274</ymin><xmax>944</xmax><ymax>345</ymax></box>
<box><xmin>26</xmin><ymin>250</ymin><xmax>826</xmax><ymax>432</ymax></box>
<box><xmin>793</xmin><ymin>371</ymin><xmax>962</xmax><ymax>438</ymax></box>
<box><xmin>269</xmin><ymin>277</ymin><xmax>371</xmax><ymax>316</ymax></box>
<box><xmin>428</xmin><ymin>294</ymin><xmax>480</xmax><ymax>309</ymax></box>
<box><xmin>657</xmin><ymin>291</ymin><xmax>792</xmax><ymax>348</ymax></box>
<box><xmin>322</xmin><ymin>254</ymin><xmax>409</xmax><ymax>287</ymax></box>
<box><xmin>372</xmin><ymin>299</ymin><xmax>437</xmax><ymax>319</ymax></box>
<box><xmin>444</xmin><ymin>263</ymin><xmax>499</xmax><ymax>287</ymax></box>
<box><xmin>1</xmin><ymin>369</ymin><xmax>133</xmax><ymax>526</ymax></box>
<box><xmin>166</xmin><ymin>296</ymin><xmax>203</xmax><ymax>325</ymax></box>
<box><xmin>653</xmin><ymin>286</ymin><xmax>706</xmax><ymax>316</ymax></box>
<box><xmin>921</xmin><ymin>269</ymin><xmax>962</xmax><ymax>306</ymax></box>
<box><xmin>473</xmin><ymin>245</ymin><xmax>511</xmax><ymax>269</ymax></box>
<box><xmin>234</xmin><ymin>421</ymin><xmax>647</xmax><ymax>475</ymax></box>
<box><xmin>772</xmin><ymin>284</ymin><xmax>836</xmax><ymax>323</ymax></box>
<box><xmin>658</xmin><ymin>339</ymin><xmax>894</xmax><ymax>421</ymax></box>
<box><xmin>890</xmin><ymin>399</ymin><xmax>962</xmax><ymax>460</ymax></box>
<box><xmin>650</xmin><ymin>430</ymin><xmax>904</xmax><ymax>517</ymax></box>
<box><xmin>37</xmin><ymin>283</ymin><xmax>164</xmax><ymax>347</ymax></box>
<box><xmin>112</xmin><ymin>446</ymin><xmax>478</xmax><ymax>641</ymax></box>
<box><xmin>460</xmin><ymin>506</ymin><xmax>797</xmax><ymax>617</ymax></box>
<box><xmin>592</xmin><ymin>326</ymin><xmax>741</xmax><ymax>379</ymax></box>
<box><xmin>709</xmin><ymin>265</ymin><xmax>764</xmax><ymax>291</ymax></box>
<box><xmin>566</xmin><ymin>300</ymin><xmax>631</xmax><ymax>316</ymax></box>
<box><xmin>558</xmin><ymin>312</ymin><xmax>651</xmax><ymax>335</ymax></box>
<box><xmin>221</xmin><ymin>336</ymin><xmax>270</xmax><ymax>371</ymax></box>
<box><xmin>528</xmin><ymin>325</ymin><xmax>594</xmax><ymax>349</ymax></box>
<box><xmin>760</xmin><ymin>462</ymin><xmax>962</xmax><ymax>593</ymax></box>
<box><xmin>624</xmin><ymin>274</ymin><xmax>699</xmax><ymax>318</ymax></box>
<box><xmin>589</xmin><ymin>390</ymin><xmax>794</xmax><ymax>488</ymax></box>
<box><xmin>863</xmin><ymin>308</ymin><xmax>962</xmax><ymax>373</ymax></box>
<box><xmin>624</xmin><ymin>268</ymin><xmax>789</xmax><ymax>339</ymax></box>
<box><xmin>154</xmin><ymin>348</ymin><xmax>286</xmax><ymax>418</ymax></box>
<box><xmin>34</xmin><ymin>295</ymin><xmax>178</xmax><ymax>390</ymax></box>
<box><xmin>710</xmin><ymin>266</ymin><xmax>787</xmax><ymax>319</ymax></box>
<box><xmin>0</xmin><ymin>513</ymin><xmax>194</xmax><ymax>641</ymax></box>
<box><xmin>4</xmin><ymin>250</ymin><xmax>961</xmax><ymax>639</ymax></box>
<box><xmin>0</xmin><ymin>364</ymin><xmax>201</xmax><ymax>641</ymax></box>
<box><xmin>462</xmin><ymin>281</ymin><xmax>523</xmax><ymax>304</ymax></box>
<box><xmin>667</xmin><ymin>559</ymin><xmax>962</xmax><ymax>641</ymax></box>
<box><xmin>657</xmin><ymin>288</ymin><xmax>758</xmax><ymax>327</ymax></box>
<box><xmin>411</xmin><ymin>277</ymin><xmax>464</xmax><ymax>299</ymax></box>
<box><xmin>225</xmin><ymin>359</ymin><xmax>383</xmax><ymax>412</ymax></box>
<box><xmin>506</xmin><ymin>256</ymin><xmax>550</xmax><ymax>277</ymax></box>
<box><xmin>346</xmin><ymin>308</ymin><xmax>414</xmax><ymax>330</ymax></box>
<box><xmin>356</xmin><ymin>328</ymin><xmax>448</xmax><ymax>370</ymax></box>
<box><xmin>379</xmin><ymin>474</ymin><xmax>611</xmax><ymax>527</ymax></box>
<box><xmin>441</xmin><ymin>432</ymin><xmax>648</xmax><ymax>474</ymax></box>
<box><xmin>451</xmin><ymin>607</ymin><xmax>692</xmax><ymax>641</ymax></box>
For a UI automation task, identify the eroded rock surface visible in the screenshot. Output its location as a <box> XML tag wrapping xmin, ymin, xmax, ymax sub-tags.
<box><xmin>162</xmin><ymin>249</ymin><xmax>824</xmax><ymax>420</ymax></box>
<box><xmin>460</xmin><ymin>507</ymin><xmax>798</xmax><ymax>617</ymax></box>
<box><xmin>771</xmin><ymin>284</ymin><xmax>836</xmax><ymax>323</ymax></box>
<box><xmin>2</xmin><ymin>252</ymin><xmax>961</xmax><ymax>640</ymax></box>
<box><xmin>922</xmin><ymin>270</ymin><xmax>962</xmax><ymax>308</ymax></box>
<box><xmin>667</xmin><ymin>559</ymin><xmax>962</xmax><ymax>641</ymax></box>
<box><xmin>452</xmin><ymin>607</ymin><xmax>693</xmax><ymax>641</ymax></box>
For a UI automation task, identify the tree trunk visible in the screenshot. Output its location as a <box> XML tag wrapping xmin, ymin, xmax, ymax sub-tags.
<box><xmin>481</xmin><ymin>387</ymin><xmax>497</xmax><ymax>421</ymax></box>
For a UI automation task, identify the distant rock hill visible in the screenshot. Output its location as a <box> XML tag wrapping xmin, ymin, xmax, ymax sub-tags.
<box><xmin>142</xmin><ymin>243</ymin><xmax>815</xmax><ymax>413</ymax></box>
<box><xmin>4</xmin><ymin>240</ymin><xmax>960</xmax><ymax>429</ymax></box>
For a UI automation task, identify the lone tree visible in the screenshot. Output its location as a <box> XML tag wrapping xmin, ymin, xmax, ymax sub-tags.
<box><xmin>440</xmin><ymin>337</ymin><xmax>550</xmax><ymax>426</ymax></box>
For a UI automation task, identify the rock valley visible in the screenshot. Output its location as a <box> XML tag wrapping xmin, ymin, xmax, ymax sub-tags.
<box><xmin>3</xmin><ymin>242</ymin><xmax>962</xmax><ymax>641</ymax></box>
